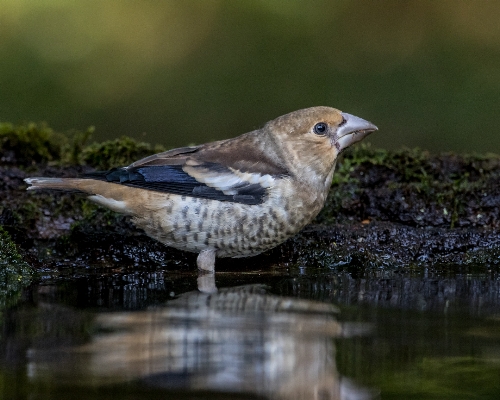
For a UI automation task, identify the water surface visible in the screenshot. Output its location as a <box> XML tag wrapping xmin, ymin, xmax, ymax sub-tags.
<box><xmin>1</xmin><ymin>265</ymin><xmax>499</xmax><ymax>399</ymax></box>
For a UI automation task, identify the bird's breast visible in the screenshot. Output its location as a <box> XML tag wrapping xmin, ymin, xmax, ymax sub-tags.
<box><xmin>131</xmin><ymin>178</ymin><xmax>328</xmax><ymax>258</ymax></box>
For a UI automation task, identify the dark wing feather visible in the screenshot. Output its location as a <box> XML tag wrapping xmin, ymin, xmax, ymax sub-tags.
<box><xmin>85</xmin><ymin>164</ymin><xmax>267</xmax><ymax>205</ymax></box>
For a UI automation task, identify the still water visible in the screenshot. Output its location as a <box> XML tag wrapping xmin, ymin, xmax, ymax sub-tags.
<box><xmin>1</xmin><ymin>265</ymin><xmax>499</xmax><ymax>399</ymax></box>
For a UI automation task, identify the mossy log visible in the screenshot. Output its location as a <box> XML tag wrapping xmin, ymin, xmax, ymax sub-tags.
<box><xmin>1</xmin><ymin>122</ymin><xmax>500</xmax><ymax>276</ymax></box>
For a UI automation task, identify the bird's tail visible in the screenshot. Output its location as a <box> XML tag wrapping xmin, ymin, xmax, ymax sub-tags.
<box><xmin>25</xmin><ymin>177</ymin><xmax>88</xmax><ymax>192</ymax></box>
<box><xmin>24</xmin><ymin>177</ymin><xmax>136</xmax><ymax>215</ymax></box>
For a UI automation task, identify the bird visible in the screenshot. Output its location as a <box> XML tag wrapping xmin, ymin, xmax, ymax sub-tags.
<box><xmin>25</xmin><ymin>107</ymin><xmax>377</xmax><ymax>273</ymax></box>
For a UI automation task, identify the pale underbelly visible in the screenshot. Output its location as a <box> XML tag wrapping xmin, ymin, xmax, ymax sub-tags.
<box><xmin>131</xmin><ymin>193</ymin><xmax>320</xmax><ymax>258</ymax></box>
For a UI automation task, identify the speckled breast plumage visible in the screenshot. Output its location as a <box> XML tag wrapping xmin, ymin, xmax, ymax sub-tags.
<box><xmin>132</xmin><ymin>179</ymin><xmax>326</xmax><ymax>258</ymax></box>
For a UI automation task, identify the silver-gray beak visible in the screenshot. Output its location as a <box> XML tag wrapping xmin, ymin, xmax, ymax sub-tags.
<box><xmin>335</xmin><ymin>112</ymin><xmax>378</xmax><ymax>151</ymax></box>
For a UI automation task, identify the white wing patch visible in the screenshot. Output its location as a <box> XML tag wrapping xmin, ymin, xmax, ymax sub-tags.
<box><xmin>183</xmin><ymin>160</ymin><xmax>276</xmax><ymax>196</ymax></box>
<box><xmin>228</xmin><ymin>167</ymin><xmax>275</xmax><ymax>192</ymax></box>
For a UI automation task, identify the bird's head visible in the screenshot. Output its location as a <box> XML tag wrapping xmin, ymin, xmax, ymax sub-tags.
<box><xmin>265</xmin><ymin>106</ymin><xmax>378</xmax><ymax>180</ymax></box>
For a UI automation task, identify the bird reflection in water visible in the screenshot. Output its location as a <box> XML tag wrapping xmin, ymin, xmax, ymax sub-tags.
<box><xmin>27</xmin><ymin>275</ymin><xmax>373</xmax><ymax>400</ymax></box>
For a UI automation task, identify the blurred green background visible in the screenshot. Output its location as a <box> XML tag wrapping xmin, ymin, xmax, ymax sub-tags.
<box><xmin>1</xmin><ymin>0</ymin><xmax>500</xmax><ymax>153</ymax></box>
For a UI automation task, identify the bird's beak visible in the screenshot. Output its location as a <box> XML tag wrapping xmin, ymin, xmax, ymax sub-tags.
<box><xmin>334</xmin><ymin>112</ymin><xmax>378</xmax><ymax>151</ymax></box>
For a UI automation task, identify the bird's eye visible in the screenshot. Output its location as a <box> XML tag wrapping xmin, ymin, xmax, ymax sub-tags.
<box><xmin>313</xmin><ymin>122</ymin><xmax>328</xmax><ymax>135</ymax></box>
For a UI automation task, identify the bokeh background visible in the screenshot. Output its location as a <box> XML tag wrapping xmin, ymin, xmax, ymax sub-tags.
<box><xmin>1</xmin><ymin>0</ymin><xmax>500</xmax><ymax>153</ymax></box>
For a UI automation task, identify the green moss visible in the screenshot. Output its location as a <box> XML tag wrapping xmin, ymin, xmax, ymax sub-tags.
<box><xmin>0</xmin><ymin>121</ymin><xmax>165</xmax><ymax>169</ymax></box>
<box><xmin>0</xmin><ymin>226</ymin><xmax>34</xmax><ymax>310</ymax></box>
<box><xmin>72</xmin><ymin>200</ymin><xmax>124</xmax><ymax>229</ymax></box>
<box><xmin>63</xmin><ymin>126</ymin><xmax>95</xmax><ymax>165</ymax></box>
<box><xmin>317</xmin><ymin>144</ymin><xmax>500</xmax><ymax>228</ymax></box>
<box><xmin>0</xmin><ymin>122</ymin><xmax>67</xmax><ymax>165</ymax></box>
<box><xmin>80</xmin><ymin>136</ymin><xmax>166</xmax><ymax>170</ymax></box>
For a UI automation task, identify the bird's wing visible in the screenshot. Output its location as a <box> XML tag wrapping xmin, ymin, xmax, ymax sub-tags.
<box><xmin>128</xmin><ymin>146</ymin><xmax>201</xmax><ymax>167</ymax></box>
<box><xmin>85</xmin><ymin>141</ymin><xmax>287</xmax><ymax>205</ymax></box>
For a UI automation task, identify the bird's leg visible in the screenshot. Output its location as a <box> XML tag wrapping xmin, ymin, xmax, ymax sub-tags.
<box><xmin>196</xmin><ymin>249</ymin><xmax>216</xmax><ymax>272</ymax></box>
<box><xmin>196</xmin><ymin>249</ymin><xmax>217</xmax><ymax>293</ymax></box>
